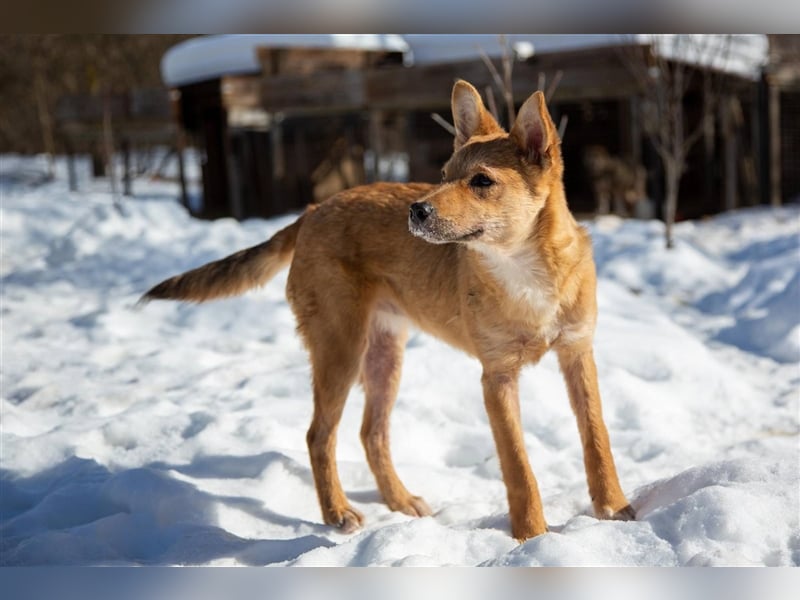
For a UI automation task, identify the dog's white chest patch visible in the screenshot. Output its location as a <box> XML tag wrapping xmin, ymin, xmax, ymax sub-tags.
<box><xmin>472</xmin><ymin>244</ymin><xmax>560</xmax><ymax>338</ymax></box>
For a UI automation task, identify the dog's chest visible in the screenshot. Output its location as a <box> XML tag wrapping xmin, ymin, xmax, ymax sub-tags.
<box><xmin>469</xmin><ymin>246</ymin><xmax>561</xmax><ymax>344</ymax></box>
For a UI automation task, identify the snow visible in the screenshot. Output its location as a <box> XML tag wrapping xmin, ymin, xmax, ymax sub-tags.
<box><xmin>1</xmin><ymin>154</ymin><xmax>798</xmax><ymax>566</ymax></box>
<box><xmin>401</xmin><ymin>34</ymin><xmax>618</xmax><ymax>66</ymax></box>
<box><xmin>636</xmin><ymin>34</ymin><xmax>769</xmax><ymax>80</ymax></box>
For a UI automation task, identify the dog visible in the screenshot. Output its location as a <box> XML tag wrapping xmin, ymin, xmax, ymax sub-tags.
<box><xmin>141</xmin><ymin>80</ymin><xmax>634</xmax><ymax>541</ymax></box>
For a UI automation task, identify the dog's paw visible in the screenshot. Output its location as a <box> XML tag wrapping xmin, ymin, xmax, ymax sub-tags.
<box><xmin>596</xmin><ymin>503</ymin><xmax>637</xmax><ymax>522</ymax></box>
<box><xmin>326</xmin><ymin>505</ymin><xmax>365</xmax><ymax>533</ymax></box>
<box><xmin>610</xmin><ymin>504</ymin><xmax>636</xmax><ymax>521</ymax></box>
<box><xmin>391</xmin><ymin>495</ymin><xmax>432</xmax><ymax>518</ymax></box>
<box><xmin>512</xmin><ymin>522</ymin><xmax>549</xmax><ymax>543</ymax></box>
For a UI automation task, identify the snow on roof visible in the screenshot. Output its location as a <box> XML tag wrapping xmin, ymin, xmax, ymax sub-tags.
<box><xmin>161</xmin><ymin>34</ymin><xmax>409</xmax><ymax>87</ymax></box>
<box><xmin>401</xmin><ymin>34</ymin><xmax>625</xmax><ymax>65</ymax></box>
<box><xmin>161</xmin><ymin>34</ymin><xmax>769</xmax><ymax>88</ymax></box>
<box><xmin>634</xmin><ymin>34</ymin><xmax>769</xmax><ymax>80</ymax></box>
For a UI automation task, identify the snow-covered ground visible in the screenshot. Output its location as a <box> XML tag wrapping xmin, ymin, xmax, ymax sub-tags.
<box><xmin>1</xmin><ymin>155</ymin><xmax>798</xmax><ymax>566</ymax></box>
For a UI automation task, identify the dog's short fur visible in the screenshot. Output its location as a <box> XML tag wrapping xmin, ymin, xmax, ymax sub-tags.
<box><xmin>142</xmin><ymin>81</ymin><xmax>634</xmax><ymax>541</ymax></box>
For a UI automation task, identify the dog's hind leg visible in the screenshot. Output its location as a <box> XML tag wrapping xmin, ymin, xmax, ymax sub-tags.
<box><xmin>557</xmin><ymin>346</ymin><xmax>635</xmax><ymax>522</ymax></box>
<box><xmin>303</xmin><ymin>310</ymin><xmax>370</xmax><ymax>533</ymax></box>
<box><xmin>360</xmin><ymin>315</ymin><xmax>432</xmax><ymax>518</ymax></box>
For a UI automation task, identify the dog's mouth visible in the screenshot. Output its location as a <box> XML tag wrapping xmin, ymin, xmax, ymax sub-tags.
<box><xmin>410</xmin><ymin>220</ymin><xmax>485</xmax><ymax>244</ymax></box>
<box><xmin>454</xmin><ymin>228</ymin><xmax>484</xmax><ymax>242</ymax></box>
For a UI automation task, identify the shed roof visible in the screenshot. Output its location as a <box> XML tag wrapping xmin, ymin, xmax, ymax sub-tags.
<box><xmin>161</xmin><ymin>34</ymin><xmax>769</xmax><ymax>88</ymax></box>
<box><xmin>161</xmin><ymin>34</ymin><xmax>409</xmax><ymax>87</ymax></box>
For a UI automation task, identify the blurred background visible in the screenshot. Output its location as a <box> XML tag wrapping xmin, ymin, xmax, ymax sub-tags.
<box><xmin>1</xmin><ymin>34</ymin><xmax>798</xmax><ymax>238</ymax></box>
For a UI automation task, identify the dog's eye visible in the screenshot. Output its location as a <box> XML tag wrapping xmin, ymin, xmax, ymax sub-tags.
<box><xmin>469</xmin><ymin>173</ymin><xmax>494</xmax><ymax>188</ymax></box>
<box><xmin>441</xmin><ymin>169</ymin><xmax>446</xmax><ymax>182</ymax></box>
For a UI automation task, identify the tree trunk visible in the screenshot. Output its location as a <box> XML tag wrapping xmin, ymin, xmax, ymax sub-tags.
<box><xmin>176</xmin><ymin>129</ymin><xmax>190</xmax><ymax>211</ymax></box>
<box><xmin>102</xmin><ymin>92</ymin><xmax>120</xmax><ymax>210</ymax></box>
<box><xmin>33</xmin><ymin>67</ymin><xmax>56</xmax><ymax>180</ymax></box>
<box><xmin>663</xmin><ymin>159</ymin><xmax>680</xmax><ymax>250</ymax></box>
<box><xmin>768</xmin><ymin>80</ymin><xmax>782</xmax><ymax>207</ymax></box>
<box><xmin>721</xmin><ymin>96</ymin><xmax>738</xmax><ymax>212</ymax></box>
<box><xmin>122</xmin><ymin>137</ymin><xmax>132</xmax><ymax>197</ymax></box>
<box><xmin>66</xmin><ymin>142</ymin><xmax>78</xmax><ymax>192</ymax></box>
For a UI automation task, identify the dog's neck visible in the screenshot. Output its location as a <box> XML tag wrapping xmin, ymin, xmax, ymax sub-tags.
<box><xmin>466</xmin><ymin>188</ymin><xmax>579</xmax><ymax>317</ymax></box>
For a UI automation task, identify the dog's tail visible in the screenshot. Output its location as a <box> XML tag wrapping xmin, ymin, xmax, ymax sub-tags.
<box><xmin>139</xmin><ymin>210</ymin><xmax>310</xmax><ymax>305</ymax></box>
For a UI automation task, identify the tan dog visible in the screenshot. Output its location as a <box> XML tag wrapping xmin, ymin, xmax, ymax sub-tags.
<box><xmin>142</xmin><ymin>81</ymin><xmax>634</xmax><ymax>541</ymax></box>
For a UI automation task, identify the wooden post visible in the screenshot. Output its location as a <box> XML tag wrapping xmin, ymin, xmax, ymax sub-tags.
<box><xmin>33</xmin><ymin>64</ymin><xmax>56</xmax><ymax>181</ymax></box>
<box><xmin>270</xmin><ymin>116</ymin><xmax>285</xmax><ymax>179</ymax></box>
<box><xmin>226</xmin><ymin>131</ymin><xmax>243</xmax><ymax>220</ymax></box>
<box><xmin>768</xmin><ymin>79</ymin><xmax>782</xmax><ymax>207</ymax></box>
<box><xmin>66</xmin><ymin>142</ymin><xmax>78</xmax><ymax>192</ymax></box>
<box><xmin>702</xmin><ymin>74</ymin><xmax>716</xmax><ymax>210</ymax></box>
<box><xmin>752</xmin><ymin>82</ymin><xmax>766</xmax><ymax>207</ymax></box>
<box><xmin>102</xmin><ymin>92</ymin><xmax>120</xmax><ymax>210</ymax></box>
<box><xmin>122</xmin><ymin>137</ymin><xmax>132</xmax><ymax>197</ymax></box>
<box><xmin>367</xmin><ymin>110</ymin><xmax>383</xmax><ymax>182</ymax></box>
<box><xmin>293</xmin><ymin>127</ymin><xmax>310</xmax><ymax>207</ymax></box>
<box><xmin>269</xmin><ymin>116</ymin><xmax>285</xmax><ymax>216</ymax></box>
<box><xmin>91</xmin><ymin>149</ymin><xmax>105</xmax><ymax>177</ymax></box>
<box><xmin>169</xmin><ymin>89</ymin><xmax>191</xmax><ymax>212</ymax></box>
<box><xmin>721</xmin><ymin>96</ymin><xmax>738</xmax><ymax>212</ymax></box>
<box><xmin>394</xmin><ymin>111</ymin><xmax>411</xmax><ymax>182</ymax></box>
<box><xmin>628</xmin><ymin>97</ymin><xmax>642</xmax><ymax>164</ymax></box>
<box><xmin>175</xmin><ymin>128</ymin><xmax>190</xmax><ymax>211</ymax></box>
<box><xmin>732</xmin><ymin>96</ymin><xmax>758</xmax><ymax>207</ymax></box>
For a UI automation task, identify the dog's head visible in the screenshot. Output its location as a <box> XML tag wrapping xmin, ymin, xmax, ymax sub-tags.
<box><xmin>409</xmin><ymin>80</ymin><xmax>563</xmax><ymax>249</ymax></box>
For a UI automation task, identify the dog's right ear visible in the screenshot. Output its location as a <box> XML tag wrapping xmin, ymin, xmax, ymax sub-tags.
<box><xmin>510</xmin><ymin>91</ymin><xmax>559</xmax><ymax>166</ymax></box>
<box><xmin>451</xmin><ymin>80</ymin><xmax>502</xmax><ymax>151</ymax></box>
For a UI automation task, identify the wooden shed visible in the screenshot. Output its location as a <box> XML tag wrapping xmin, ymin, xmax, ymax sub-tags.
<box><xmin>56</xmin><ymin>88</ymin><xmax>181</xmax><ymax>198</ymax></box>
<box><xmin>763</xmin><ymin>35</ymin><xmax>800</xmax><ymax>205</ymax></box>
<box><xmin>161</xmin><ymin>34</ymin><xmax>774</xmax><ymax>221</ymax></box>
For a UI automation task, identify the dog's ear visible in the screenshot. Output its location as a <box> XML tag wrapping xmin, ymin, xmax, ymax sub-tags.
<box><xmin>510</xmin><ymin>91</ymin><xmax>559</xmax><ymax>165</ymax></box>
<box><xmin>451</xmin><ymin>80</ymin><xmax>502</xmax><ymax>150</ymax></box>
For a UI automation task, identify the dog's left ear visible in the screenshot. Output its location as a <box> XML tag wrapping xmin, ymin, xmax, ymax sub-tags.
<box><xmin>510</xmin><ymin>91</ymin><xmax>559</xmax><ymax>165</ymax></box>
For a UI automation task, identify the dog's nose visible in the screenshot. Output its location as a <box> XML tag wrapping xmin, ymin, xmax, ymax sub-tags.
<box><xmin>409</xmin><ymin>202</ymin><xmax>434</xmax><ymax>225</ymax></box>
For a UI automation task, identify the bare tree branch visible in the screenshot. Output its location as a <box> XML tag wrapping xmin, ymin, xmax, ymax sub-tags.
<box><xmin>557</xmin><ymin>115</ymin><xmax>568</xmax><ymax>140</ymax></box>
<box><xmin>545</xmin><ymin>70</ymin><xmax>563</xmax><ymax>102</ymax></box>
<box><xmin>499</xmin><ymin>35</ymin><xmax>515</xmax><ymax>125</ymax></box>
<box><xmin>484</xmin><ymin>85</ymin><xmax>499</xmax><ymax>123</ymax></box>
<box><xmin>477</xmin><ymin>47</ymin><xmax>506</xmax><ymax>98</ymax></box>
<box><xmin>537</xmin><ymin>71</ymin><xmax>546</xmax><ymax>93</ymax></box>
<box><xmin>431</xmin><ymin>112</ymin><xmax>456</xmax><ymax>137</ymax></box>
<box><xmin>478</xmin><ymin>39</ymin><xmax>518</xmax><ymax>128</ymax></box>
<box><xmin>684</xmin><ymin>113</ymin><xmax>711</xmax><ymax>155</ymax></box>
<box><xmin>618</xmin><ymin>35</ymin><xmax>735</xmax><ymax>248</ymax></box>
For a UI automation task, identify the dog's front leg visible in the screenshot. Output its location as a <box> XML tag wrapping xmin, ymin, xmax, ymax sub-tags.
<box><xmin>481</xmin><ymin>369</ymin><xmax>548</xmax><ymax>541</ymax></box>
<box><xmin>557</xmin><ymin>346</ymin><xmax>635</xmax><ymax>521</ymax></box>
